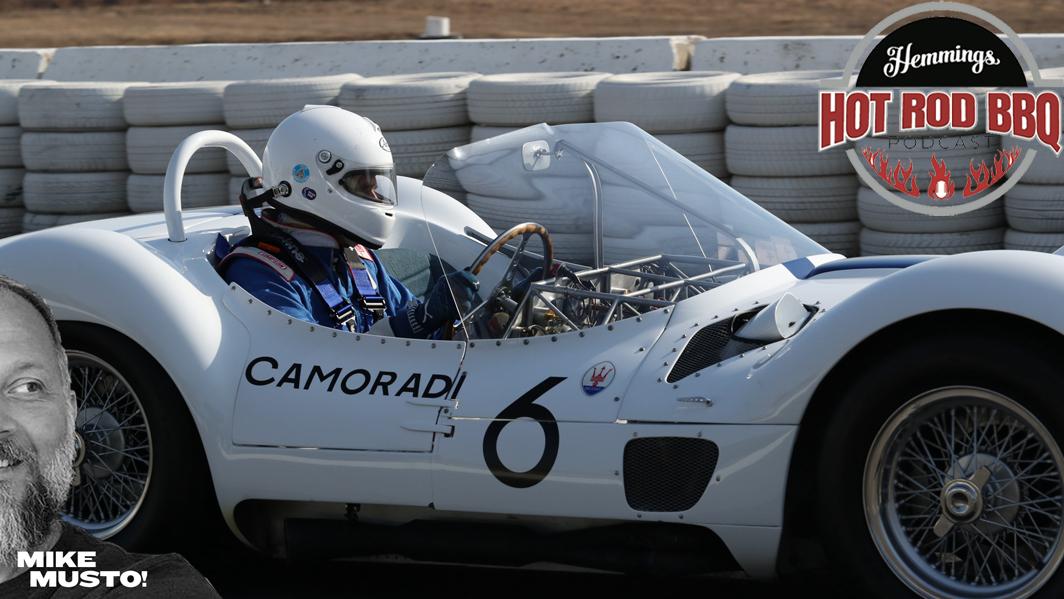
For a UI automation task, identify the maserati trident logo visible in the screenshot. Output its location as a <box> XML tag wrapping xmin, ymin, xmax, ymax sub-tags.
<box><xmin>581</xmin><ymin>361</ymin><xmax>615</xmax><ymax>396</ymax></box>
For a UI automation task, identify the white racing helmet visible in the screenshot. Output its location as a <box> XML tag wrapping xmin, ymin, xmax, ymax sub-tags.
<box><xmin>260</xmin><ymin>105</ymin><xmax>397</xmax><ymax>247</ymax></box>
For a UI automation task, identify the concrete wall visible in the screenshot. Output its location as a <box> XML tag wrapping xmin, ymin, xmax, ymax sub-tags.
<box><xmin>0</xmin><ymin>49</ymin><xmax>52</xmax><ymax>79</ymax></box>
<box><xmin>40</xmin><ymin>36</ymin><xmax>699</xmax><ymax>82</ymax></box>
<box><xmin>692</xmin><ymin>34</ymin><xmax>1064</xmax><ymax>74</ymax></box>
<box><xmin>6</xmin><ymin>33</ymin><xmax>1062</xmax><ymax>82</ymax></box>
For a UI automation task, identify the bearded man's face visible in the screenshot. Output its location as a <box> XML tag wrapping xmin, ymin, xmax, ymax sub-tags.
<box><xmin>0</xmin><ymin>292</ymin><xmax>75</xmax><ymax>565</ymax></box>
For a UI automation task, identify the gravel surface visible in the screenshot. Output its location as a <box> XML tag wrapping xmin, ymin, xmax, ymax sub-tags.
<box><xmin>0</xmin><ymin>0</ymin><xmax>1060</xmax><ymax>47</ymax></box>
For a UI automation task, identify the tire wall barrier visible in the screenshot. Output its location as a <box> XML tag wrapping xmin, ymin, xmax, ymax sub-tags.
<box><xmin>0</xmin><ymin>35</ymin><xmax>1060</xmax><ymax>256</ymax></box>
<box><xmin>0</xmin><ymin>79</ymin><xmax>39</xmax><ymax>237</ymax></box>
<box><xmin>18</xmin><ymin>82</ymin><xmax>134</xmax><ymax>234</ymax></box>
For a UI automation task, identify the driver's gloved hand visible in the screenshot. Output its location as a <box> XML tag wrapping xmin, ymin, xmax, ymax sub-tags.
<box><xmin>391</xmin><ymin>270</ymin><xmax>479</xmax><ymax>338</ymax></box>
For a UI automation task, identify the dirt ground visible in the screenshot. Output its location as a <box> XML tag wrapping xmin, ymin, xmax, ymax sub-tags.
<box><xmin>0</xmin><ymin>0</ymin><xmax>1061</xmax><ymax>48</ymax></box>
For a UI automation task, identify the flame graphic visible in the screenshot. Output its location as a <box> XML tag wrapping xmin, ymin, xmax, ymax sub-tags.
<box><xmin>862</xmin><ymin>147</ymin><xmax>921</xmax><ymax>197</ymax></box>
<box><xmin>963</xmin><ymin>146</ymin><xmax>1022</xmax><ymax>198</ymax></box>
<box><xmin>927</xmin><ymin>153</ymin><xmax>956</xmax><ymax>200</ymax></box>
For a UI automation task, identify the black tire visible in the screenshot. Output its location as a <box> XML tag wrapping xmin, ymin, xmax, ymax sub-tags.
<box><xmin>817</xmin><ymin>323</ymin><xmax>1064</xmax><ymax>598</ymax></box>
<box><xmin>59</xmin><ymin>322</ymin><xmax>220</xmax><ymax>555</ymax></box>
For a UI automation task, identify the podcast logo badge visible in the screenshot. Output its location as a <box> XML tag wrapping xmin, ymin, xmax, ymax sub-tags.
<box><xmin>818</xmin><ymin>3</ymin><xmax>1063</xmax><ymax>215</ymax></box>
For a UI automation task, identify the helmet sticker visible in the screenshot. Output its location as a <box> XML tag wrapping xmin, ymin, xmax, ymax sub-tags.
<box><xmin>302</xmin><ymin>188</ymin><xmax>317</xmax><ymax>200</ymax></box>
<box><xmin>379</xmin><ymin>137</ymin><xmax>390</xmax><ymax>152</ymax></box>
<box><xmin>316</xmin><ymin>150</ymin><xmax>332</xmax><ymax>164</ymax></box>
<box><xmin>292</xmin><ymin>163</ymin><xmax>310</xmax><ymax>183</ymax></box>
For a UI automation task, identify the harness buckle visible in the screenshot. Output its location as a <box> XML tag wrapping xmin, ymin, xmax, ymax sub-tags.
<box><xmin>334</xmin><ymin>304</ymin><xmax>357</xmax><ymax>326</ymax></box>
<box><xmin>360</xmin><ymin>297</ymin><xmax>387</xmax><ymax>319</ymax></box>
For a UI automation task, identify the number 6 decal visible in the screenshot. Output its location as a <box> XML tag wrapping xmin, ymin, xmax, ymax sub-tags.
<box><xmin>483</xmin><ymin>376</ymin><xmax>565</xmax><ymax>488</ymax></box>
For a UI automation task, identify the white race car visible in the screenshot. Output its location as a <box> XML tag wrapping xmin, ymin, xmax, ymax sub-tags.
<box><xmin>1</xmin><ymin>122</ymin><xmax>1062</xmax><ymax>598</ymax></box>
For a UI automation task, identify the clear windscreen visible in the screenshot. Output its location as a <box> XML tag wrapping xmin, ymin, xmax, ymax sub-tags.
<box><xmin>417</xmin><ymin>122</ymin><xmax>827</xmax><ymax>339</ymax></box>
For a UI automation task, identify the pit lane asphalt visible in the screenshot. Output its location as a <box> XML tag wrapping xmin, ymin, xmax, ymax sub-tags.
<box><xmin>204</xmin><ymin>557</ymin><xmax>795</xmax><ymax>598</ymax></box>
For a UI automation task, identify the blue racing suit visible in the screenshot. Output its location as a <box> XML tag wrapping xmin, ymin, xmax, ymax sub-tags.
<box><xmin>219</xmin><ymin>213</ymin><xmax>418</xmax><ymax>335</ymax></box>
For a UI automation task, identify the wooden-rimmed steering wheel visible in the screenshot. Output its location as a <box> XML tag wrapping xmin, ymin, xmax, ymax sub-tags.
<box><xmin>442</xmin><ymin>223</ymin><xmax>553</xmax><ymax>340</ymax></box>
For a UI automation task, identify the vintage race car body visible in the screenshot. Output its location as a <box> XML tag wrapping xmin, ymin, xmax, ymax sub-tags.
<box><xmin>2</xmin><ymin>123</ymin><xmax>1064</xmax><ymax>592</ymax></box>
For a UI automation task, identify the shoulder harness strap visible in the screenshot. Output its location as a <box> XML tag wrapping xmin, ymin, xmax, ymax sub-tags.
<box><xmin>219</xmin><ymin>246</ymin><xmax>296</xmax><ymax>282</ymax></box>
<box><xmin>227</xmin><ymin>227</ymin><xmax>357</xmax><ymax>329</ymax></box>
<box><xmin>342</xmin><ymin>247</ymin><xmax>386</xmax><ymax>317</ymax></box>
<box><xmin>235</xmin><ymin>179</ymin><xmax>387</xmax><ymax>327</ymax></box>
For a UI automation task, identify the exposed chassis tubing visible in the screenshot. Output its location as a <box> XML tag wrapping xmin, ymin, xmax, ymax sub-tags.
<box><xmin>505</xmin><ymin>254</ymin><xmax>745</xmax><ymax>337</ymax></box>
<box><xmin>558</xmin><ymin>138</ymin><xmax>760</xmax><ymax>271</ymax></box>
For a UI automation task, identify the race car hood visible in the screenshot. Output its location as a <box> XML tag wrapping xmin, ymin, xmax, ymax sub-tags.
<box><xmin>617</xmin><ymin>252</ymin><xmax>940</xmax><ymax>424</ymax></box>
<box><xmin>662</xmin><ymin>254</ymin><xmax>935</xmax><ymax>336</ymax></box>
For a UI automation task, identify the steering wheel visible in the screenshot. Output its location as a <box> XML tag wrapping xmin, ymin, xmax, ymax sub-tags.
<box><xmin>443</xmin><ymin>223</ymin><xmax>553</xmax><ymax>340</ymax></box>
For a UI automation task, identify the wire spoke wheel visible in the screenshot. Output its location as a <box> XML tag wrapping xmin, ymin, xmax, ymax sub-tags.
<box><xmin>865</xmin><ymin>387</ymin><xmax>1064</xmax><ymax>598</ymax></box>
<box><xmin>62</xmin><ymin>350</ymin><xmax>153</xmax><ymax>539</ymax></box>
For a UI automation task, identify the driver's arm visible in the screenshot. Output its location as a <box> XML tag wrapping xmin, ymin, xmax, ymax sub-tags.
<box><xmin>372</xmin><ymin>270</ymin><xmax>478</xmax><ymax>339</ymax></box>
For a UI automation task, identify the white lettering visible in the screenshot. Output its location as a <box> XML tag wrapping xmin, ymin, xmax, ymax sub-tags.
<box><xmin>17</xmin><ymin>551</ymin><xmax>96</xmax><ymax>569</ymax></box>
<box><xmin>17</xmin><ymin>552</ymin><xmax>45</xmax><ymax>569</ymax></box>
<box><xmin>28</xmin><ymin>571</ymin><xmax>56</xmax><ymax>588</ymax></box>
<box><xmin>19</xmin><ymin>551</ymin><xmax>146</xmax><ymax>590</ymax></box>
<box><xmin>881</xmin><ymin>43</ymin><xmax>1001</xmax><ymax>78</ymax></box>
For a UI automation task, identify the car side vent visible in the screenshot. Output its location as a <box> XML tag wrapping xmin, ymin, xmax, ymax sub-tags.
<box><xmin>623</xmin><ymin>437</ymin><xmax>719</xmax><ymax>512</ymax></box>
<box><xmin>666</xmin><ymin>312</ymin><xmax>764</xmax><ymax>383</ymax></box>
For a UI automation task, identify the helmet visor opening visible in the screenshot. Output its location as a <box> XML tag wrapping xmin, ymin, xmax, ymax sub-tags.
<box><xmin>338</xmin><ymin>168</ymin><xmax>397</xmax><ymax>206</ymax></box>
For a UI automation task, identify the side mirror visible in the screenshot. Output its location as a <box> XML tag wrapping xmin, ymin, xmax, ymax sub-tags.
<box><xmin>522</xmin><ymin>140</ymin><xmax>551</xmax><ymax>171</ymax></box>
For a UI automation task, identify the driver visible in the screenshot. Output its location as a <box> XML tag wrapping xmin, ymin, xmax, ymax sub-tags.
<box><xmin>219</xmin><ymin>105</ymin><xmax>479</xmax><ymax>338</ymax></box>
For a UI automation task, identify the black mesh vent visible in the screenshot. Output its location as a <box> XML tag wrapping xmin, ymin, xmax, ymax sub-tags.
<box><xmin>666</xmin><ymin>315</ymin><xmax>763</xmax><ymax>383</ymax></box>
<box><xmin>623</xmin><ymin>437</ymin><xmax>719</xmax><ymax>512</ymax></box>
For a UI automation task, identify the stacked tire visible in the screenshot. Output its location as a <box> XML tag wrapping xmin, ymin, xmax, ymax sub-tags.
<box><xmin>18</xmin><ymin>82</ymin><xmax>133</xmax><ymax>233</ymax></box>
<box><xmin>1003</xmin><ymin>139</ymin><xmax>1064</xmax><ymax>252</ymax></box>
<box><xmin>594</xmin><ymin>71</ymin><xmax>738</xmax><ymax>179</ymax></box>
<box><xmin>339</xmin><ymin>73</ymin><xmax>479</xmax><ymax>180</ymax></box>
<box><xmin>467</xmin><ymin>71</ymin><xmax>611</xmax><ymax>143</ymax></box>
<box><xmin>465</xmin><ymin>72</ymin><xmax>611</xmax><ymax>262</ymax></box>
<box><xmin>222</xmin><ymin>74</ymin><xmax>357</xmax><ymax>201</ymax></box>
<box><xmin>470</xmin><ymin>125</ymin><xmax>521</xmax><ymax>142</ymax></box>
<box><xmin>1003</xmin><ymin>75</ymin><xmax>1064</xmax><ymax>253</ymax></box>
<box><xmin>588</xmin><ymin>71</ymin><xmax>738</xmax><ymax>265</ymax></box>
<box><xmin>855</xmin><ymin>88</ymin><xmax>1004</xmax><ymax>255</ymax></box>
<box><xmin>725</xmin><ymin>71</ymin><xmax>860</xmax><ymax>255</ymax></box>
<box><xmin>0</xmin><ymin>80</ymin><xmax>39</xmax><ymax>238</ymax></box>
<box><xmin>123</xmin><ymin>82</ymin><xmax>232</xmax><ymax>214</ymax></box>
<box><xmin>856</xmin><ymin>189</ymin><xmax>1006</xmax><ymax>256</ymax></box>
